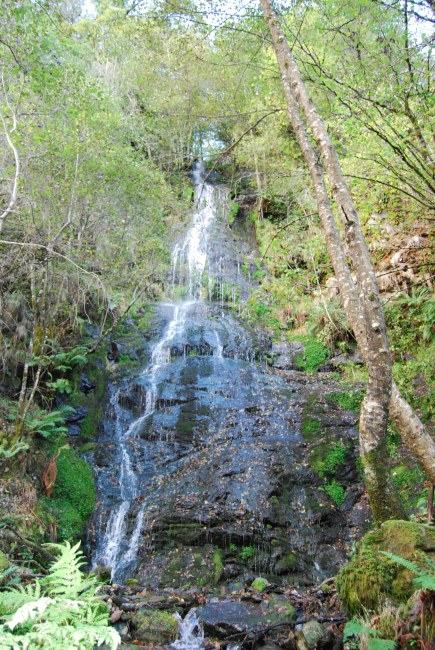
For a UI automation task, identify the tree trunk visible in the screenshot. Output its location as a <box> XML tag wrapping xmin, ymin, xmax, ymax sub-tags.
<box><xmin>259</xmin><ymin>0</ymin><xmax>434</xmax><ymax>518</ymax></box>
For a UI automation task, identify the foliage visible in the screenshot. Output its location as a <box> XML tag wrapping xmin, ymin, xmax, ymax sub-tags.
<box><xmin>344</xmin><ymin>618</ymin><xmax>396</xmax><ymax>650</ymax></box>
<box><xmin>314</xmin><ymin>442</ymin><xmax>347</xmax><ymax>477</ymax></box>
<box><xmin>239</xmin><ymin>546</ymin><xmax>256</xmax><ymax>561</ymax></box>
<box><xmin>25</xmin><ymin>407</ymin><xmax>74</xmax><ymax>440</ymax></box>
<box><xmin>381</xmin><ymin>552</ymin><xmax>435</xmax><ymax>591</ymax></box>
<box><xmin>324</xmin><ymin>480</ymin><xmax>346</xmax><ymax>506</ymax></box>
<box><xmin>0</xmin><ymin>541</ymin><xmax>120</xmax><ymax>649</ymax></box>
<box><xmin>337</xmin><ymin>520</ymin><xmax>435</xmax><ymax>615</ymax></box>
<box><xmin>294</xmin><ymin>337</ymin><xmax>329</xmax><ymax>373</ymax></box>
<box><xmin>328</xmin><ymin>390</ymin><xmax>364</xmax><ymax>412</ymax></box>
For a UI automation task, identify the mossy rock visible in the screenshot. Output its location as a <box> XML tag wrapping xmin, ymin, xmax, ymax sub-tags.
<box><xmin>275</xmin><ymin>553</ymin><xmax>298</xmax><ymax>574</ymax></box>
<box><xmin>336</xmin><ymin>520</ymin><xmax>435</xmax><ymax>615</ymax></box>
<box><xmin>268</xmin><ymin>594</ymin><xmax>297</xmax><ymax>621</ymax></box>
<box><xmin>160</xmin><ymin>545</ymin><xmax>217</xmax><ymax>588</ymax></box>
<box><xmin>134</xmin><ymin>609</ymin><xmax>178</xmax><ymax>644</ymax></box>
<box><xmin>251</xmin><ymin>577</ymin><xmax>269</xmax><ymax>592</ymax></box>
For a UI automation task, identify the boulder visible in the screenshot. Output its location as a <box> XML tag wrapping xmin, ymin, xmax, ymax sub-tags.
<box><xmin>251</xmin><ymin>577</ymin><xmax>269</xmax><ymax>592</ymax></box>
<box><xmin>336</xmin><ymin>520</ymin><xmax>435</xmax><ymax>614</ymax></box>
<box><xmin>271</xmin><ymin>341</ymin><xmax>305</xmax><ymax>370</ymax></box>
<box><xmin>299</xmin><ymin>621</ymin><xmax>333</xmax><ymax>649</ymax></box>
<box><xmin>133</xmin><ymin>609</ymin><xmax>178</xmax><ymax>644</ymax></box>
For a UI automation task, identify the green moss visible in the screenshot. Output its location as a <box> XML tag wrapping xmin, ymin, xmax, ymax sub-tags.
<box><xmin>240</xmin><ymin>545</ymin><xmax>256</xmax><ymax>561</ymax></box>
<box><xmin>328</xmin><ymin>389</ymin><xmax>364</xmax><ymax>411</ymax></box>
<box><xmin>78</xmin><ymin>442</ymin><xmax>96</xmax><ymax>453</ymax></box>
<box><xmin>293</xmin><ymin>337</ymin><xmax>329</xmax><ymax>373</ymax></box>
<box><xmin>324</xmin><ymin>480</ymin><xmax>346</xmax><ymax>506</ymax></box>
<box><xmin>312</xmin><ymin>441</ymin><xmax>347</xmax><ymax>477</ymax></box>
<box><xmin>0</xmin><ymin>550</ymin><xmax>10</xmax><ymax>573</ymax></box>
<box><xmin>252</xmin><ymin>577</ymin><xmax>269</xmax><ymax>592</ymax></box>
<box><xmin>42</xmin><ymin>447</ymin><xmax>96</xmax><ymax>541</ymax></box>
<box><xmin>275</xmin><ymin>553</ymin><xmax>298</xmax><ymax>574</ymax></box>
<box><xmin>134</xmin><ymin>610</ymin><xmax>178</xmax><ymax>644</ymax></box>
<box><xmin>268</xmin><ymin>594</ymin><xmax>297</xmax><ymax>621</ymax></box>
<box><xmin>336</xmin><ymin>520</ymin><xmax>435</xmax><ymax>615</ymax></box>
<box><xmin>301</xmin><ymin>416</ymin><xmax>321</xmax><ymax>434</ymax></box>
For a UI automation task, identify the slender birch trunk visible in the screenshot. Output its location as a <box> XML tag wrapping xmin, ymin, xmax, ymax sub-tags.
<box><xmin>260</xmin><ymin>0</ymin><xmax>434</xmax><ymax>517</ymax></box>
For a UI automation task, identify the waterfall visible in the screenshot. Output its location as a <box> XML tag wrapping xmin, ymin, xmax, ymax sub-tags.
<box><xmin>93</xmin><ymin>161</ymin><xmax>226</xmax><ymax>580</ymax></box>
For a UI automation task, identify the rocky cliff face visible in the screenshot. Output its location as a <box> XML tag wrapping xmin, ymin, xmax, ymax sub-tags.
<box><xmin>86</xmin><ymin>166</ymin><xmax>370</xmax><ymax>590</ymax></box>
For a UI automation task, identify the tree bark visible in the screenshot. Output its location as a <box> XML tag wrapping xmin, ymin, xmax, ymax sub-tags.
<box><xmin>260</xmin><ymin>0</ymin><xmax>434</xmax><ymax>515</ymax></box>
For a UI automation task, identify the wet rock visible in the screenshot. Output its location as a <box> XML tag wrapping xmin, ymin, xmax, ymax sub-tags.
<box><xmin>266</xmin><ymin>594</ymin><xmax>297</xmax><ymax>621</ymax></box>
<box><xmin>197</xmin><ymin>600</ymin><xmax>263</xmax><ymax>638</ymax></box>
<box><xmin>270</xmin><ymin>342</ymin><xmax>305</xmax><ymax>370</ymax></box>
<box><xmin>299</xmin><ymin>621</ymin><xmax>333</xmax><ymax>649</ymax></box>
<box><xmin>110</xmin><ymin>609</ymin><xmax>123</xmax><ymax>624</ymax></box>
<box><xmin>68</xmin><ymin>424</ymin><xmax>81</xmax><ymax>437</ymax></box>
<box><xmin>108</xmin><ymin>341</ymin><xmax>121</xmax><ymax>362</ymax></box>
<box><xmin>91</xmin><ymin>565</ymin><xmax>112</xmax><ymax>583</ymax></box>
<box><xmin>80</xmin><ymin>373</ymin><xmax>95</xmax><ymax>394</ymax></box>
<box><xmin>329</xmin><ymin>350</ymin><xmax>363</xmax><ymax>367</ymax></box>
<box><xmin>65</xmin><ymin>406</ymin><xmax>88</xmax><ymax>423</ymax></box>
<box><xmin>275</xmin><ymin>554</ymin><xmax>298</xmax><ymax>575</ymax></box>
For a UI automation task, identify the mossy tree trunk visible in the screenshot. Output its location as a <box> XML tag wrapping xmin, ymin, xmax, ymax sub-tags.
<box><xmin>258</xmin><ymin>0</ymin><xmax>434</xmax><ymax>520</ymax></box>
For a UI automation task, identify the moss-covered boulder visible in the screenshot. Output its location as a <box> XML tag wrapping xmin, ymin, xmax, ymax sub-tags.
<box><xmin>336</xmin><ymin>520</ymin><xmax>435</xmax><ymax>614</ymax></box>
<box><xmin>251</xmin><ymin>577</ymin><xmax>269</xmax><ymax>592</ymax></box>
<box><xmin>133</xmin><ymin>609</ymin><xmax>178</xmax><ymax>644</ymax></box>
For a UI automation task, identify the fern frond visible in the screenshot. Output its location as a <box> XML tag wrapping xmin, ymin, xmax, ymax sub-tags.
<box><xmin>413</xmin><ymin>574</ymin><xmax>435</xmax><ymax>590</ymax></box>
<box><xmin>381</xmin><ymin>552</ymin><xmax>422</xmax><ymax>575</ymax></box>
<box><xmin>381</xmin><ymin>550</ymin><xmax>435</xmax><ymax>590</ymax></box>
<box><xmin>0</xmin><ymin>541</ymin><xmax>119</xmax><ymax>649</ymax></box>
<box><xmin>7</xmin><ymin>597</ymin><xmax>55</xmax><ymax>630</ymax></box>
<box><xmin>43</xmin><ymin>541</ymin><xmax>96</xmax><ymax>599</ymax></box>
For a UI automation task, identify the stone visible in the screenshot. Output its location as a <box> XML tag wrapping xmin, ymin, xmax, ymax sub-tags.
<box><xmin>271</xmin><ymin>341</ymin><xmax>305</xmax><ymax>370</ymax></box>
<box><xmin>197</xmin><ymin>600</ymin><xmax>263</xmax><ymax>638</ymax></box>
<box><xmin>110</xmin><ymin>609</ymin><xmax>123</xmax><ymax>624</ymax></box>
<box><xmin>301</xmin><ymin>621</ymin><xmax>333</xmax><ymax>649</ymax></box>
<box><xmin>91</xmin><ymin>565</ymin><xmax>112</xmax><ymax>583</ymax></box>
<box><xmin>266</xmin><ymin>594</ymin><xmax>297</xmax><ymax>621</ymax></box>
<box><xmin>80</xmin><ymin>373</ymin><xmax>96</xmax><ymax>394</ymax></box>
<box><xmin>65</xmin><ymin>406</ymin><xmax>88</xmax><ymax>423</ymax></box>
<box><xmin>251</xmin><ymin>577</ymin><xmax>269</xmax><ymax>592</ymax></box>
<box><xmin>336</xmin><ymin>520</ymin><xmax>435</xmax><ymax>615</ymax></box>
<box><xmin>133</xmin><ymin>609</ymin><xmax>178</xmax><ymax>644</ymax></box>
<box><xmin>275</xmin><ymin>553</ymin><xmax>298</xmax><ymax>574</ymax></box>
<box><xmin>68</xmin><ymin>424</ymin><xmax>81</xmax><ymax>437</ymax></box>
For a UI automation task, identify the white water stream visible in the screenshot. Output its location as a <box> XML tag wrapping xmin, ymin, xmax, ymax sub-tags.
<box><xmin>94</xmin><ymin>162</ymin><xmax>225</xmax><ymax>581</ymax></box>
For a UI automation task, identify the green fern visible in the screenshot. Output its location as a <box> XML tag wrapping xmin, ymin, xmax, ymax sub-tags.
<box><xmin>381</xmin><ymin>551</ymin><xmax>435</xmax><ymax>590</ymax></box>
<box><xmin>344</xmin><ymin>618</ymin><xmax>396</xmax><ymax>649</ymax></box>
<box><xmin>0</xmin><ymin>541</ymin><xmax>120</xmax><ymax>649</ymax></box>
<box><xmin>25</xmin><ymin>406</ymin><xmax>74</xmax><ymax>439</ymax></box>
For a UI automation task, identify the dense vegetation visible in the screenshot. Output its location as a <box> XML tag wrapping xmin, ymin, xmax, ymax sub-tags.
<box><xmin>0</xmin><ymin>0</ymin><xmax>433</xmax><ymax>646</ymax></box>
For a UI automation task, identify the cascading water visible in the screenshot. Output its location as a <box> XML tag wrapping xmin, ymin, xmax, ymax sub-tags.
<box><xmin>89</xmin><ymin>158</ymin><xmax>358</xmax><ymax>605</ymax></box>
<box><xmin>93</xmin><ymin>163</ymin><xmax>229</xmax><ymax>580</ymax></box>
